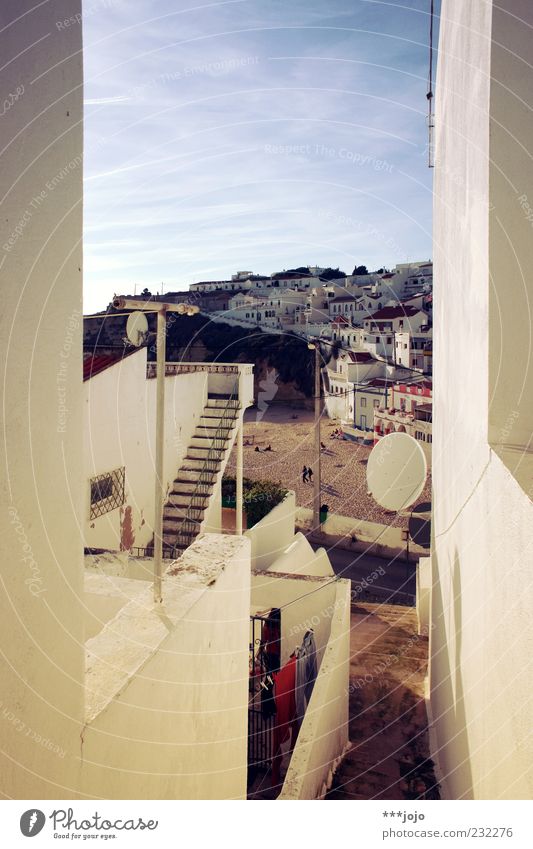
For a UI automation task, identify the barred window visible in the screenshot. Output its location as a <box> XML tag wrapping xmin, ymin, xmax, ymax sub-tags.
<box><xmin>90</xmin><ymin>467</ymin><xmax>125</xmax><ymax>519</ymax></box>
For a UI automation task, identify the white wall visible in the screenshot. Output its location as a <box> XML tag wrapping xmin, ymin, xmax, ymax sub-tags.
<box><xmin>245</xmin><ymin>490</ymin><xmax>296</xmax><ymax>571</ymax></box>
<box><xmin>268</xmin><ymin>532</ymin><xmax>335</xmax><ymax>578</ymax></box>
<box><xmin>0</xmin><ymin>0</ymin><xmax>85</xmax><ymax>799</ymax></box>
<box><xmin>431</xmin><ymin>0</ymin><xmax>533</xmax><ymax>800</ymax></box>
<box><xmin>279</xmin><ymin>579</ymin><xmax>351</xmax><ymax>799</ymax></box>
<box><xmin>488</xmin><ymin>0</ymin><xmax>533</xmax><ymax>476</ymax></box>
<box><xmin>79</xmin><ymin>535</ymin><xmax>251</xmax><ymax>800</ymax></box>
<box><xmin>84</xmin><ymin>350</ymin><xmax>207</xmax><ymax>550</ymax></box>
<box><xmin>251</xmin><ymin>573</ymin><xmax>337</xmax><ymax>666</ymax></box>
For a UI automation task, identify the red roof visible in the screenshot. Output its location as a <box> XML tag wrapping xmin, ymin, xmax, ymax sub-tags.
<box><xmin>345</xmin><ymin>351</ymin><xmax>374</xmax><ymax>362</ymax></box>
<box><xmin>365</xmin><ymin>377</ymin><xmax>392</xmax><ymax>387</ymax></box>
<box><xmin>83</xmin><ymin>351</ymin><xmax>135</xmax><ymax>381</ymax></box>
<box><xmin>331</xmin><ymin>315</ymin><xmax>350</xmax><ymax>326</ymax></box>
<box><xmin>367</xmin><ymin>305</ymin><xmax>423</xmax><ymax>321</ymax></box>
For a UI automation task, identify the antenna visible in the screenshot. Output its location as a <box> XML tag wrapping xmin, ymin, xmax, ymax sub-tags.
<box><xmin>427</xmin><ymin>0</ymin><xmax>435</xmax><ymax>168</ymax></box>
<box><xmin>367</xmin><ymin>432</ymin><xmax>427</xmax><ymax>511</ymax></box>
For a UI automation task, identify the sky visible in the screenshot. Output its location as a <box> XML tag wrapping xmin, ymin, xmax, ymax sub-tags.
<box><xmin>83</xmin><ymin>0</ymin><xmax>438</xmax><ymax>312</ymax></box>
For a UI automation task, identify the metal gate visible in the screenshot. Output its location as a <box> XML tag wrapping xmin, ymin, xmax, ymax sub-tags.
<box><xmin>247</xmin><ymin>610</ymin><xmax>281</xmax><ymax>784</ymax></box>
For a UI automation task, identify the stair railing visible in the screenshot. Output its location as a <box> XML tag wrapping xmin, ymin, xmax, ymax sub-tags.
<box><xmin>170</xmin><ymin>379</ymin><xmax>240</xmax><ymax>558</ymax></box>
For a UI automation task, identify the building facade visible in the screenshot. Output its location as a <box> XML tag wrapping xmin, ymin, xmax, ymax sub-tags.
<box><xmin>427</xmin><ymin>0</ymin><xmax>533</xmax><ymax>800</ymax></box>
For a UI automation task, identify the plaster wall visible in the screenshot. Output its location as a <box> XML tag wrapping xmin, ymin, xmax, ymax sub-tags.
<box><xmin>268</xmin><ymin>532</ymin><xmax>335</xmax><ymax>578</ymax></box>
<box><xmin>83</xmin><ymin>351</ymin><xmax>207</xmax><ymax>551</ymax></box>
<box><xmin>245</xmin><ymin>491</ymin><xmax>296</xmax><ymax>571</ymax></box>
<box><xmin>431</xmin><ymin>0</ymin><xmax>533</xmax><ymax>800</ymax></box>
<box><xmin>251</xmin><ymin>573</ymin><xmax>336</xmax><ymax>667</ymax></box>
<box><xmin>0</xmin><ymin>0</ymin><xmax>85</xmax><ymax>799</ymax></box>
<box><xmin>279</xmin><ymin>579</ymin><xmax>351</xmax><ymax>799</ymax></box>
<box><xmin>79</xmin><ymin>535</ymin><xmax>251</xmax><ymax>799</ymax></box>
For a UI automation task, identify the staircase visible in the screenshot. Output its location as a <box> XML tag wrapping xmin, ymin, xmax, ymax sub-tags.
<box><xmin>159</xmin><ymin>391</ymin><xmax>240</xmax><ymax>557</ymax></box>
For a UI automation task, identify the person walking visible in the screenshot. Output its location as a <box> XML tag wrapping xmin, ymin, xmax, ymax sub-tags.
<box><xmin>302</xmin><ymin>466</ymin><xmax>309</xmax><ymax>483</ymax></box>
<box><xmin>307</xmin><ymin>467</ymin><xmax>314</xmax><ymax>482</ymax></box>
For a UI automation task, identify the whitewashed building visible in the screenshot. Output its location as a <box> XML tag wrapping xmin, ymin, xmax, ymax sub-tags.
<box><xmin>422</xmin><ymin>0</ymin><xmax>533</xmax><ymax>801</ymax></box>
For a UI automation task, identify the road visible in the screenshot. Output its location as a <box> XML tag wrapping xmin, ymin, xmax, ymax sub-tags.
<box><xmin>313</xmin><ymin>544</ymin><xmax>417</xmax><ymax>604</ymax></box>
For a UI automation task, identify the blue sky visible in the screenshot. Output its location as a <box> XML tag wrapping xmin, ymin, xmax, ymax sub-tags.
<box><xmin>83</xmin><ymin>0</ymin><xmax>437</xmax><ymax>312</ymax></box>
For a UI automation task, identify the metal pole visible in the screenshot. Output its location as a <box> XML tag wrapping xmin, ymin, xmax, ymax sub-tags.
<box><xmin>236</xmin><ymin>368</ymin><xmax>244</xmax><ymax>535</ymax></box>
<box><xmin>313</xmin><ymin>344</ymin><xmax>321</xmax><ymax>530</ymax></box>
<box><xmin>236</xmin><ymin>421</ymin><xmax>243</xmax><ymax>535</ymax></box>
<box><xmin>154</xmin><ymin>308</ymin><xmax>167</xmax><ymax>603</ymax></box>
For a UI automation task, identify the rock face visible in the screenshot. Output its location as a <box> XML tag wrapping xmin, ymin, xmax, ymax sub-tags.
<box><xmin>253</xmin><ymin>359</ymin><xmax>313</xmax><ymax>410</ymax></box>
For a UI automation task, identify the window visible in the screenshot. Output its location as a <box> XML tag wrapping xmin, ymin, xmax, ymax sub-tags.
<box><xmin>90</xmin><ymin>467</ymin><xmax>125</xmax><ymax>519</ymax></box>
<box><xmin>375</xmin><ymin>336</ymin><xmax>379</xmax><ymax>343</ymax></box>
<box><xmin>387</xmin><ymin>337</ymin><xmax>392</xmax><ymax>344</ymax></box>
<box><xmin>361</xmin><ymin>397</ymin><xmax>367</xmax><ymax>407</ymax></box>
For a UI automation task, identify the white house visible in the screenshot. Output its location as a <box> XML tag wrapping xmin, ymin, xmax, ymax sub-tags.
<box><xmin>373</xmin><ymin>379</ymin><xmax>433</xmax><ymax>463</ymax></box>
<box><xmin>395</xmin><ymin>327</ymin><xmax>433</xmax><ymax>372</ymax></box>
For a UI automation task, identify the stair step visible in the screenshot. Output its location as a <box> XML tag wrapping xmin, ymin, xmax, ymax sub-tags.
<box><xmin>189</xmin><ymin>436</ymin><xmax>233</xmax><ymax>450</ymax></box>
<box><xmin>205</xmin><ymin>399</ymin><xmax>240</xmax><ymax>410</ymax></box>
<box><xmin>174</xmin><ymin>470</ymin><xmax>218</xmax><ymax>483</ymax></box>
<box><xmin>187</xmin><ymin>447</ymin><xmax>226</xmax><ymax>459</ymax></box>
<box><xmin>163</xmin><ymin>518</ymin><xmax>203</xmax><ymax>533</ymax></box>
<box><xmin>165</xmin><ymin>498</ymin><xmax>208</xmax><ymax>512</ymax></box>
<box><xmin>201</xmin><ymin>411</ymin><xmax>239</xmax><ymax>423</ymax></box>
<box><xmin>170</xmin><ymin>480</ymin><xmax>213</xmax><ymax>494</ymax></box>
<box><xmin>196</xmin><ymin>424</ymin><xmax>234</xmax><ymax>434</ymax></box>
<box><xmin>181</xmin><ymin>459</ymin><xmax>222</xmax><ymax>472</ymax></box>
<box><xmin>163</xmin><ymin>532</ymin><xmax>197</xmax><ymax>546</ymax></box>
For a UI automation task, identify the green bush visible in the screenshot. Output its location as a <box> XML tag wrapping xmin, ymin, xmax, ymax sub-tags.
<box><xmin>222</xmin><ymin>475</ymin><xmax>289</xmax><ymax>528</ymax></box>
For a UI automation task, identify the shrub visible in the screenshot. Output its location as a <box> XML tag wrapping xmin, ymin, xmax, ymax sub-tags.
<box><xmin>222</xmin><ymin>475</ymin><xmax>289</xmax><ymax>527</ymax></box>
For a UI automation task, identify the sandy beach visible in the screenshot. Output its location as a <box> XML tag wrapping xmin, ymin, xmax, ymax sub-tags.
<box><xmin>226</xmin><ymin>405</ymin><xmax>431</xmax><ymax>529</ymax></box>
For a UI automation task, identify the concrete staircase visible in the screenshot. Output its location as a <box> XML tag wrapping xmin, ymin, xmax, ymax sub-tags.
<box><xmin>160</xmin><ymin>394</ymin><xmax>240</xmax><ymax>557</ymax></box>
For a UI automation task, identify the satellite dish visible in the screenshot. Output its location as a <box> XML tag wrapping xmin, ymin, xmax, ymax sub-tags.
<box><xmin>367</xmin><ymin>432</ymin><xmax>427</xmax><ymax>511</ymax></box>
<box><xmin>409</xmin><ymin>501</ymin><xmax>432</xmax><ymax>548</ymax></box>
<box><xmin>126</xmin><ymin>311</ymin><xmax>148</xmax><ymax>347</ymax></box>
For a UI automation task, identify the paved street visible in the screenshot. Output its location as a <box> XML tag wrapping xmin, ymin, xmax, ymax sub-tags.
<box><xmin>315</xmin><ymin>544</ymin><xmax>417</xmax><ymax>603</ymax></box>
<box><xmin>326</xmin><ymin>602</ymin><xmax>439</xmax><ymax>800</ymax></box>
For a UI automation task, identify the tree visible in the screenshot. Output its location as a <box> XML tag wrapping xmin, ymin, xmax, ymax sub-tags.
<box><xmin>352</xmin><ymin>264</ymin><xmax>368</xmax><ymax>275</ymax></box>
<box><xmin>141</xmin><ymin>287</ymin><xmax>152</xmax><ymax>297</ymax></box>
<box><xmin>318</xmin><ymin>267</ymin><xmax>346</xmax><ymax>281</ymax></box>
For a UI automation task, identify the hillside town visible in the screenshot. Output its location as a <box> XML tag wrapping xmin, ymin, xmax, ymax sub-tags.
<box><xmin>117</xmin><ymin>259</ymin><xmax>433</xmax><ymax>461</ymax></box>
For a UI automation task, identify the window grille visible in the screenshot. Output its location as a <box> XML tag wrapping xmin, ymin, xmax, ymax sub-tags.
<box><xmin>90</xmin><ymin>467</ymin><xmax>125</xmax><ymax>519</ymax></box>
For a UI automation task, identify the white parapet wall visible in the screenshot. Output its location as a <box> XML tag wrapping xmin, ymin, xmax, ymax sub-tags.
<box><xmin>245</xmin><ymin>491</ymin><xmax>297</xmax><ymax>571</ymax></box>
<box><xmin>278</xmin><ymin>578</ymin><xmax>351</xmax><ymax>799</ymax></box>
<box><xmin>268</xmin><ymin>532</ymin><xmax>335</xmax><ymax>578</ymax></box>
<box><xmin>79</xmin><ymin>534</ymin><xmax>251</xmax><ymax>800</ymax></box>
